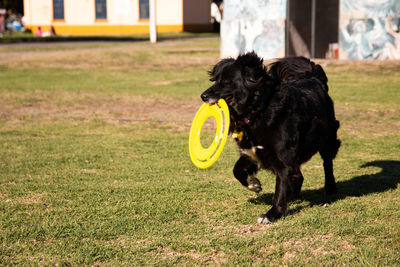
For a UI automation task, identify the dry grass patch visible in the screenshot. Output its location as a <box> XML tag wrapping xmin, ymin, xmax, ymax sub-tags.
<box><xmin>211</xmin><ymin>223</ymin><xmax>272</xmax><ymax>238</ymax></box>
<box><xmin>318</xmin><ymin>59</ymin><xmax>400</xmax><ymax>73</ymax></box>
<box><xmin>282</xmin><ymin>234</ymin><xmax>355</xmax><ymax>260</ymax></box>
<box><xmin>0</xmin><ymin>40</ymin><xmax>219</xmax><ymax>70</ymax></box>
<box><xmin>157</xmin><ymin>247</ymin><xmax>202</xmax><ymax>261</ymax></box>
<box><xmin>0</xmin><ymin>90</ymin><xmax>199</xmax><ymax>127</ymax></box>
<box><xmin>336</xmin><ymin>104</ymin><xmax>400</xmax><ymax>136</ymax></box>
<box><xmin>2</xmin><ymin>192</ymin><xmax>48</xmax><ymax>205</ymax></box>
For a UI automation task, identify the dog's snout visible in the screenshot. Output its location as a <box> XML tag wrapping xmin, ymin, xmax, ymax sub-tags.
<box><xmin>201</xmin><ymin>88</ymin><xmax>219</xmax><ymax>104</ymax></box>
<box><xmin>201</xmin><ymin>93</ymin><xmax>209</xmax><ymax>102</ymax></box>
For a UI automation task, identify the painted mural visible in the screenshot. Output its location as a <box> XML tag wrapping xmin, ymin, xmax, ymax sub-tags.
<box><xmin>221</xmin><ymin>0</ymin><xmax>400</xmax><ymax>60</ymax></box>
<box><xmin>220</xmin><ymin>0</ymin><xmax>287</xmax><ymax>59</ymax></box>
<box><xmin>340</xmin><ymin>0</ymin><xmax>400</xmax><ymax>59</ymax></box>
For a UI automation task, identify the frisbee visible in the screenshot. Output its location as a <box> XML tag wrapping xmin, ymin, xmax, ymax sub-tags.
<box><xmin>189</xmin><ymin>99</ymin><xmax>230</xmax><ymax>169</ymax></box>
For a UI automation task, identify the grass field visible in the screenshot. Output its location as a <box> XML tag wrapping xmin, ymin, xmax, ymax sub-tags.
<box><xmin>0</xmin><ymin>37</ymin><xmax>399</xmax><ymax>265</ymax></box>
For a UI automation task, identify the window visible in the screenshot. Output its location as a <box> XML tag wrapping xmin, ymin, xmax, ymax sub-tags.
<box><xmin>139</xmin><ymin>0</ymin><xmax>149</xmax><ymax>20</ymax></box>
<box><xmin>53</xmin><ymin>0</ymin><xmax>64</xmax><ymax>20</ymax></box>
<box><xmin>95</xmin><ymin>0</ymin><xmax>107</xmax><ymax>20</ymax></box>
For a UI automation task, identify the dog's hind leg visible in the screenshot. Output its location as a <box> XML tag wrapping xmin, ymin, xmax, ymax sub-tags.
<box><xmin>319</xmin><ymin>126</ymin><xmax>341</xmax><ymax>194</ymax></box>
<box><xmin>322</xmin><ymin>158</ymin><xmax>337</xmax><ymax>194</ymax></box>
<box><xmin>233</xmin><ymin>155</ymin><xmax>262</xmax><ymax>193</ymax></box>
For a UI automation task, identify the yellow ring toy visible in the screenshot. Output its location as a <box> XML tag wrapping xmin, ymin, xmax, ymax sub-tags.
<box><xmin>189</xmin><ymin>99</ymin><xmax>230</xmax><ymax>169</ymax></box>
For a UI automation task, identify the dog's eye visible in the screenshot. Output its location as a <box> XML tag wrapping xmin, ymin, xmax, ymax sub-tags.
<box><xmin>222</xmin><ymin>80</ymin><xmax>230</xmax><ymax>85</ymax></box>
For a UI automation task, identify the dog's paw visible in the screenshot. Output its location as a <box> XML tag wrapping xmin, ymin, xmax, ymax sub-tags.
<box><xmin>257</xmin><ymin>214</ymin><xmax>271</xmax><ymax>224</ymax></box>
<box><xmin>248</xmin><ymin>183</ymin><xmax>262</xmax><ymax>193</ymax></box>
<box><xmin>247</xmin><ymin>176</ymin><xmax>262</xmax><ymax>193</ymax></box>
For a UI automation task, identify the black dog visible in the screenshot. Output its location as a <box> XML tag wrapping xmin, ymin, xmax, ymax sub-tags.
<box><xmin>201</xmin><ymin>52</ymin><xmax>340</xmax><ymax>224</ymax></box>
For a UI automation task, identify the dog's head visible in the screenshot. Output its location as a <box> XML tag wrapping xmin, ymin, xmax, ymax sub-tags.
<box><xmin>201</xmin><ymin>52</ymin><xmax>271</xmax><ymax>120</ymax></box>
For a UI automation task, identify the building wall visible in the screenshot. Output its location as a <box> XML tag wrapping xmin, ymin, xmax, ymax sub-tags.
<box><xmin>158</xmin><ymin>0</ymin><xmax>182</xmax><ymax>26</ymax></box>
<box><xmin>221</xmin><ymin>0</ymin><xmax>400</xmax><ymax>60</ymax></box>
<box><xmin>23</xmin><ymin>0</ymin><xmax>211</xmax><ymax>35</ymax></box>
<box><xmin>339</xmin><ymin>0</ymin><xmax>400</xmax><ymax>60</ymax></box>
<box><xmin>221</xmin><ymin>0</ymin><xmax>287</xmax><ymax>59</ymax></box>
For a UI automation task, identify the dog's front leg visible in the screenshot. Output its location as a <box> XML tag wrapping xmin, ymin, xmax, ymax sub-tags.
<box><xmin>233</xmin><ymin>155</ymin><xmax>262</xmax><ymax>193</ymax></box>
<box><xmin>258</xmin><ymin>166</ymin><xmax>295</xmax><ymax>224</ymax></box>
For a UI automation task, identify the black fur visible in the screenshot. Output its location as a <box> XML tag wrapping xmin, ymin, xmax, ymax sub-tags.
<box><xmin>201</xmin><ymin>52</ymin><xmax>341</xmax><ymax>224</ymax></box>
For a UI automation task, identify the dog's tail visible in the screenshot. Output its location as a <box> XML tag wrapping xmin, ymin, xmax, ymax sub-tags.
<box><xmin>268</xmin><ymin>57</ymin><xmax>329</xmax><ymax>91</ymax></box>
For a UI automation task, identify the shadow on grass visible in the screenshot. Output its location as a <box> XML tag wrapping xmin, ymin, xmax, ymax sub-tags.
<box><xmin>249</xmin><ymin>160</ymin><xmax>400</xmax><ymax>214</ymax></box>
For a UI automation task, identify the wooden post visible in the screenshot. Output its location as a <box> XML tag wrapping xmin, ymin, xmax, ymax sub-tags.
<box><xmin>149</xmin><ymin>0</ymin><xmax>157</xmax><ymax>43</ymax></box>
<box><xmin>311</xmin><ymin>0</ymin><xmax>316</xmax><ymax>58</ymax></box>
<box><xmin>286</xmin><ymin>0</ymin><xmax>290</xmax><ymax>56</ymax></box>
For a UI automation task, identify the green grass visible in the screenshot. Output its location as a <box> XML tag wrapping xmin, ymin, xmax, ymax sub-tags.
<box><xmin>0</xmin><ymin>30</ymin><xmax>218</xmax><ymax>47</ymax></box>
<box><xmin>0</xmin><ymin>38</ymin><xmax>399</xmax><ymax>265</ymax></box>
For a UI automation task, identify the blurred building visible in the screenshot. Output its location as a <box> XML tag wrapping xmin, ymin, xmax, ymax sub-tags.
<box><xmin>23</xmin><ymin>0</ymin><xmax>212</xmax><ymax>36</ymax></box>
<box><xmin>221</xmin><ymin>0</ymin><xmax>400</xmax><ymax>60</ymax></box>
<box><xmin>340</xmin><ymin>0</ymin><xmax>400</xmax><ymax>60</ymax></box>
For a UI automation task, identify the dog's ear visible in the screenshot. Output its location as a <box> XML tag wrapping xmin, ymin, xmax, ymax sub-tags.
<box><xmin>236</xmin><ymin>52</ymin><xmax>266</xmax><ymax>88</ymax></box>
<box><xmin>208</xmin><ymin>58</ymin><xmax>235</xmax><ymax>82</ymax></box>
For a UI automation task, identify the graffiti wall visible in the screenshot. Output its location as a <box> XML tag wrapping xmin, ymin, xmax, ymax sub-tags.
<box><xmin>220</xmin><ymin>0</ymin><xmax>287</xmax><ymax>59</ymax></box>
<box><xmin>340</xmin><ymin>0</ymin><xmax>400</xmax><ymax>59</ymax></box>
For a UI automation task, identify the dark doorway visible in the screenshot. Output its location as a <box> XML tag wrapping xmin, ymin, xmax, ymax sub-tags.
<box><xmin>286</xmin><ymin>0</ymin><xmax>339</xmax><ymax>58</ymax></box>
